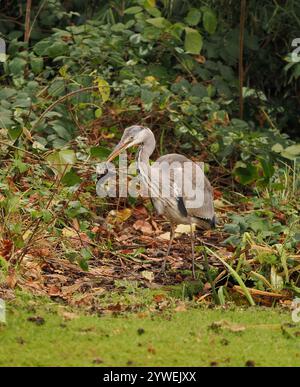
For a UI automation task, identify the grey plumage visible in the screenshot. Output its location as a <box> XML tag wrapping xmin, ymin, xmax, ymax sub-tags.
<box><xmin>101</xmin><ymin>125</ymin><xmax>216</xmax><ymax>277</ymax></box>
<box><xmin>151</xmin><ymin>153</ymin><xmax>215</xmax><ymax>229</ymax></box>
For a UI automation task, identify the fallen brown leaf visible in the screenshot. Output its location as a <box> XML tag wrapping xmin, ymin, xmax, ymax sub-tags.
<box><xmin>133</xmin><ymin>220</ymin><xmax>153</xmax><ymax>235</ymax></box>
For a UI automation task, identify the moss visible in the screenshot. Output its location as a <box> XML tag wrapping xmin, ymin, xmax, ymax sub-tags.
<box><xmin>0</xmin><ymin>298</ymin><xmax>300</xmax><ymax>366</ymax></box>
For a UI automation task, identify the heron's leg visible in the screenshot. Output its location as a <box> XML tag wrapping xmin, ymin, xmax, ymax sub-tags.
<box><xmin>162</xmin><ymin>223</ymin><xmax>175</xmax><ymax>272</ymax></box>
<box><xmin>190</xmin><ymin>224</ymin><xmax>196</xmax><ymax>279</ymax></box>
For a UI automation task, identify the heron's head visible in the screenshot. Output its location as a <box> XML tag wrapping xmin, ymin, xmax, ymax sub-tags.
<box><xmin>106</xmin><ymin>125</ymin><xmax>152</xmax><ymax>162</ymax></box>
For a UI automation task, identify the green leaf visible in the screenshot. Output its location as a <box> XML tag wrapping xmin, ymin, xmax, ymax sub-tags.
<box><xmin>90</xmin><ymin>146</ymin><xmax>111</xmax><ymax>159</ymax></box>
<box><xmin>51</xmin><ymin>123</ymin><xmax>72</xmax><ymax>140</ymax></box>
<box><xmin>224</xmin><ymin>223</ymin><xmax>240</xmax><ymax>234</ymax></box>
<box><xmin>184</xmin><ymin>28</ymin><xmax>203</xmax><ymax>55</ymax></box>
<box><xmin>272</xmin><ymin>143</ymin><xmax>284</xmax><ymax>153</ymax></box>
<box><xmin>124</xmin><ymin>6</ymin><xmax>143</xmax><ymax>14</ymax></box>
<box><xmin>233</xmin><ymin>162</ymin><xmax>259</xmax><ymax>185</ymax></box>
<box><xmin>61</xmin><ymin>168</ymin><xmax>82</xmax><ymax>186</ymax></box>
<box><xmin>78</xmin><ymin>247</ymin><xmax>93</xmax><ymax>271</ymax></box>
<box><xmin>281</xmin><ymin>144</ymin><xmax>300</xmax><ymax>160</ymax></box>
<box><xmin>191</xmin><ymin>83</ymin><xmax>207</xmax><ymax>98</ymax></box>
<box><xmin>9</xmin><ymin>57</ymin><xmax>26</xmax><ymax>76</ymax></box>
<box><xmin>80</xmin><ymin>247</ymin><xmax>93</xmax><ymax>261</ymax></box>
<box><xmin>34</xmin><ymin>40</ymin><xmax>50</xmax><ymax>56</ymax></box>
<box><xmin>52</xmin><ymin>138</ymin><xmax>68</xmax><ymax>149</ymax></box>
<box><xmin>46</xmin><ymin>149</ymin><xmax>76</xmax><ymax>176</ymax></box>
<box><xmin>46</xmin><ymin>41</ymin><xmax>69</xmax><ymax>58</ymax></box>
<box><xmin>203</xmin><ymin>9</ymin><xmax>217</xmax><ymax>34</ymax></box>
<box><xmin>8</xmin><ymin>126</ymin><xmax>22</xmax><ymax>140</ymax></box>
<box><xmin>59</xmin><ymin>64</ymin><xmax>68</xmax><ymax>78</ymax></box>
<box><xmin>259</xmin><ymin>158</ymin><xmax>275</xmax><ymax>180</ymax></box>
<box><xmin>78</xmin><ymin>258</ymin><xmax>89</xmax><ymax>271</ymax></box>
<box><xmin>144</xmin><ymin>4</ymin><xmax>161</xmax><ymax>17</ymax></box>
<box><xmin>95</xmin><ymin>108</ymin><xmax>102</xmax><ymax>118</ymax></box>
<box><xmin>184</xmin><ymin>8</ymin><xmax>201</xmax><ymax>26</ymax></box>
<box><xmin>48</xmin><ymin>80</ymin><xmax>65</xmax><ymax>97</ymax></box>
<box><xmin>289</xmin><ymin>143</ymin><xmax>300</xmax><ymax>154</ymax></box>
<box><xmin>111</xmin><ymin>23</ymin><xmax>126</xmax><ymax>32</ymax></box>
<box><xmin>41</xmin><ymin>209</ymin><xmax>52</xmax><ymax>223</ymax></box>
<box><xmin>146</xmin><ymin>17</ymin><xmax>170</xmax><ymax>29</ymax></box>
<box><xmin>97</xmin><ymin>78</ymin><xmax>110</xmax><ymax>103</ymax></box>
<box><xmin>30</xmin><ymin>57</ymin><xmax>43</xmax><ymax>74</ymax></box>
<box><xmin>0</xmin><ymin>107</ymin><xmax>14</xmax><ymax>128</ymax></box>
<box><xmin>144</xmin><ymin>0</ymin><xmax>156</xmax><ymax>7</ymax></box>
<box><xmin>217</xmin><ymin>286</ymin><xmax>226</xmax><ymax>305</ymax></box>
<box><xmin>0</xmin><ymin>88</ymin><xmax>16</xmax><ymax>99</ymax></box>
<box><xmin>141</xmin><ymin>89</ymin><xmax>155</xmax><ymax>105</ymax></box>
<box><xmin>14</xmin><ymin>159</ymin><xmax>28</xmax><ymax>173</ymax></box>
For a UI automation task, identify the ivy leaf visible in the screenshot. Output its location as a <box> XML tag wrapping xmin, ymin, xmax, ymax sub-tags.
<box><xmin>90</xmin><ymin>146</ymin><xmax>111</xmax><ymax>159</ymax></box>
<box><xmin>61</xmin><ymin>168</ymin><xmax>82</xmax><ymax>186</ymax></box>
<box><xmin>14</xmin><ymin>159</ymin><xmax>28</xmax><ymax>173</ymax></box>
<box><xmin>184</xmin><ymin>28</ymin><xmax>203</xmax><ymax>54</ymax></box>
<box><xmin>233</xmin><ymin>162</ymin><xmax>259</xmax><ymax>185</ymax></box>
<box><xmin>8</xmin><ymin>127</ymin><xmax>22</xmax><ymax>140</ymax></box>
<box><xmin>46</xmin><ymin>149</ymin><xmax>76</xmax><ymax>176</ymax></box>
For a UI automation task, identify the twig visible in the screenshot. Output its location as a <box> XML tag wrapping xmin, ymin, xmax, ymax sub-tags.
<box><xmin>0</xmin><ymin>140</ymin><xmax>43</xmax><ymax>160</ymax></box>
<box><xmin>24</xmin><ymin>0</ymin><xmax>32</xmax><ymax>43</ymax></box>
<box><xmin>233</xmin><ymin>286</ymin><xmax>289</xmax><ymax>299</ymax></box>
<box><xmin>28</xmin><ymin>0</ymin><xmax>47</xmax><ymax>39</ymax></box>
<box><xmin>239</xmin><ymin>0</ymin><xmax>246</xmax><ymax>119</ymax></box>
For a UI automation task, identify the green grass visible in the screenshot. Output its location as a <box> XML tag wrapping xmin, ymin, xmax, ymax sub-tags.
<box><xmin>1</xmin><ymin>296</ymin><xmax>300</xmax><ymax>366</ymax></box>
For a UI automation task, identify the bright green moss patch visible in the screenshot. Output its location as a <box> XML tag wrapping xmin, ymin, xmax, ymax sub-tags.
<box><xmin>0</xmin><ymin>297</ymin><xmax>300</xmax><ymax>367</ymax></box>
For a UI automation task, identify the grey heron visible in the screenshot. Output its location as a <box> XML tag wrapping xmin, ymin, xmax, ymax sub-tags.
<box><xmin>98</xmin><ymin>125</ymin><xmax>216</xmax><ymax>277</ymax></box>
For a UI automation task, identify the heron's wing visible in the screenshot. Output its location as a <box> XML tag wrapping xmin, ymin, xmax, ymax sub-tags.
<box><xmin>150</xmin><ymin>155</ymin><xmax>188</xmax><ymax>221</ymax></box>
<box><xmin>156</xmin><ymin>153</ymin><xmax>215</xmax><ymax>221</ymax></box>
<box><xmin>156</xmin><ymin>154</ymin><xmax>191</xmax><ymax>165</ymax></box>
<box><xmin>187</xmin><ymin>175</ymin><xmax>214</xmax><ymax>220</ymax></box>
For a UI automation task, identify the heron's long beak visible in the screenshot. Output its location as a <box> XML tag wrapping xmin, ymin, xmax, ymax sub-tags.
<box><xmin>106</xmin><ymin>140</ymin><xmax>131</xmax><ymax>163</ymax></box>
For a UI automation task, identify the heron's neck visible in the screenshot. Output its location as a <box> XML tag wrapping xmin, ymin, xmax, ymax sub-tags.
<box><xmin>137</xmin><ymin>146</ymin><xmax>150</xmax><ymax>166</ymax></box>
<box><xmin>136</xmin><ymin>132</ymin><xmax>155</xmax><ymax>187</ymax></box>
<box><xmin>136</xmin><ymin>132</ymin><xmax>155</xmax><ymax>168</ymax></box>
<box><xmin>136</xmin><ymin>131</ymin><xmax>157</xmax><ymax>197</ymax></box>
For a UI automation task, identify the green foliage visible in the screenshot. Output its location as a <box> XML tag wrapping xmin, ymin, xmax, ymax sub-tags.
<box><xmin>0</xmin><ymin>0</ymin><xmax>299</xmax><ymax>302</ymax></box>
<box><xmin>1</xmin><ymin>0</ymin><xmax>298</xmax><ymax>166</ymax></box>
<box><xmin>184</xmin><ymin>28</ymin><xmax>203</xmax><ymax>54</ymax></box>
